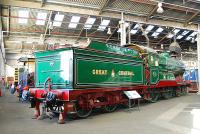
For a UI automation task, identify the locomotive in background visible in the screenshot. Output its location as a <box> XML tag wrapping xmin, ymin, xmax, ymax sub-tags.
<box><xmin>29</xmin><ymin>41</ymin><xmax>187</xmax><ymax>124</ymax></box>
<box><xmin>10</xmin><ymin>58</ymin><xmax>35</xmax><ymax>101</ymax></box>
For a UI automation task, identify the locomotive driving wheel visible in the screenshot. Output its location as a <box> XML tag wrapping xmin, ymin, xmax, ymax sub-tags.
<box><xmin>175</xmin><ymin>87</ymin><xmax>181</xmax><ymax>97</ymax></box>
<box><xmin>150</xmin><ymin>89</ymin><xmax>160</xmax><ymax>103</ymax></box>
<box><xmin>150</xmin><ymin>93</ymin><xmax>159</xmax><ymax>102</ymax></box>
<box><xmin>182</xmin><ymin>86</ymin><xmax>187</xmax><ymax>95</ymax></box>
<box><xmin>104</xmin><ymin>105</ymin><xmax>117</xmax><ymax>112</ymax></box>
<box><xmin>75</xmin><ymin>95</ymin><xmax>93</xmax><ymax>118</ymax></box>
<box><xmin>103</xmin><ymin>93</ymin><xmax>118</xmax><ymax>112</ymax></box>
<box><xmin>163</xmin><ymin>88</ymin><xmax>173</xmax><ymax>99</ymax></box>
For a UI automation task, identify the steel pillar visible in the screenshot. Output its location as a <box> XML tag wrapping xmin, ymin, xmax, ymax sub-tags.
<box><xmin>119</xmin><ymin>12</ymin><xmax>126</xmax><ymax>46</ymax></box>
<box><xmin>0</xmin><ymin>6</ymin><xmax>6</xmax><ymax>77</ymax></box>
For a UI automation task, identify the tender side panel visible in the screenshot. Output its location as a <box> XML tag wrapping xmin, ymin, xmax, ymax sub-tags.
<box><xmin>73</xmin><ymin>51</ymin><xmax>144</xmax><ymax>88</ymax></box>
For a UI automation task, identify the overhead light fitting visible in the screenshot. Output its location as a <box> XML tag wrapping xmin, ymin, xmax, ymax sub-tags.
<box><xmin>40</xmin><ymin>34</ymin><xmax>43</xmax><ymax>40</ymax></box>
<box><xmin>191</xmin><ymin>38</ymin><xmax>195</xmax><ymax>43</ymax></box>
<box><xmin>107</xmin><ymin>27</ymin><xmax>111</xmax><ymax>34</ymax></box>
<box><xmin>48</xmin><ymin>21</ymin><xmax>53</xmax><ymax>29</ymax></box>
<box><xmin>87</xmin><ymin>38</ymin><xmax>90</xmax><ymax>43</ymax></box>
<box><xmin>169</xmin><ymin>41</ymin><xmax>181</xmax><ymax>54</ymax></box>
<box><xmin>161</xmin><ymin>44</ymin><xmax>164</xmax><ymax>49</ymax></box>
<box><xmin>157</xmin><ymin>2</ymin><xmax>164</xmax><ymax>14</ymax></box>
<box><xmin>154</xmin><ymin>36</ymin><xmax>158</xmax><ymax>39</ymax></box>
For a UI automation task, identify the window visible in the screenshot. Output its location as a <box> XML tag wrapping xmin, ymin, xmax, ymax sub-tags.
<box><xmin>181</xmin><ymin>30</ymin><xmax>189</xmax><ymax>36</ymax></box>
<box><xmin>176</xmin><ymin>35</ymin><xmax>183</xmax><ymax>40</ymax></box>
<box><xmin>167</xmin><ymin>29</ymin><xmax>180</xmax><ymax>38</ymax></box>
<box><xmin>84</xmin><ymin>17</ymin><xmax>96</xmax><ymax>29</ymax></box>
<box><xmin>68</xmin><ymin>16</ymin><xmax>80</xmax><ymax>28</ymax></box>
<box><xmin>152</xmin><ymin>27</ymin><xmax>163</xmax><ymax>37</ymax></box>
<box><xmin>36</xmin><ymin>12</ymin><xmax>47</xmax><ymax>25</ymax></box>
<box><xmin>145</xmin><ymin>25</ymin><xmax>154</xmax><ymax>34</ymax></box>
<box><xmin>130</xmin><ymin>29</ymin><xmax>138</xmax><ymax>34</ymax></box>
<box><xmin>18</xmin><ymin>10</ymin><xmax>29</xmax><ymax>24</ymax></box>
<box><xmin>186</xmin><ymin>36</ymin><xmax>192</xmax><ymax>41</ymax></box>
<box><xmin>97</xmin><ymin>19</ymin><xmax>110</xmax><ymax>31</ymax></box>
<box><xmin>53</xmin><ymin>14</ymin><xmax>64</xmax><ymax>27</ymax></box>
<box><xmin>129</xmin><ymin>24</ymin><xmax>140</xmax><ymax>34</ymax></box>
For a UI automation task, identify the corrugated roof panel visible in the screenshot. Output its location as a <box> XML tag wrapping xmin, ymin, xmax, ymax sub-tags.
<box><xmin>107</xmin><ymin>0</ymin><xmax>155</xmax><ymax>15</ymax></box>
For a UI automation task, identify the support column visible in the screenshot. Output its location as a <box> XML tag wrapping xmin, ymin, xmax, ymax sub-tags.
<box><xmin>197</xmin><ymin>24</ymin><xmax>200</xmax><ymax>94</ymax></box>
<box><xmin>119</xmin><ymin>12</ymin><xmax>126</xmax><ymax>46</ymax></box>
<box><xmin>0</xmin><ymin>5</ymin><xmax>6</xmax><ymax>96</ymax></box>
<box><xmin>0</xmin><ymin>5</ymin><xmax>6</xmax><ymax>77</ymax></box>
<box><xmin>128</xmin><ymin>23</ymin><xmax>131</xmax><ymax>44</ymax></box>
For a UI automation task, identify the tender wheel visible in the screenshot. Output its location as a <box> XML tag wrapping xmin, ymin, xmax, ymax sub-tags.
<box><xmin>150</xmin><ymin>93</ymin><xmax>159</xmax><ymax>103</ymax></box>
<box><xmin>176</xmin><ymin>87</ymin><xmax>181</xmax><ymax>97</ymax></box>
<box><xmin>182</xmin><ymin>86</ymin><xmax>188</xmax><ymax>95</ymax></box>
<box><xmin>104</xmin><ymin>105</ymin><xmax>117</xmax><ymax>112</ymax></box>
<box><xmin>163</xmin><ymin>90</ymin><xmax>173</xmax><ymax>99</ymax></box>
<box><xmin>76</xmin><ymin>107</ymin><xmax>92</xmax><ymax>118</ymax></box>
<box><xmin>75</xmin><ymin>96</ymin><xmax>93</xmax><ymax>118</ymax></box>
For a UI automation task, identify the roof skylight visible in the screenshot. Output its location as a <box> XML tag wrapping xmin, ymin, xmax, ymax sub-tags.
<box><xmin>117</xmin><ymin>28</ymin><xmax>121</xmax><ymax>33</ymax></box>
<box><xmin>129</xmin><ymin>24</ymin><xmax>140</xmax><ymax>35</ymax></box>
<box><xmin>184</xmin><ymin>31</ymin><xmax>197</xmax><ymax>41</ymax></box>
<box><xmin>36</xmin><ymin>12</ymin><xmax>47</xmax><ymax>25</ymax></box>
<box><xmin>156</xmin><ymin>27</ymin><xmax>164</xmax><ymax>33</ymax></box>
<box><xmin>176</xmin><ymin>35</ymin><xmax>184</xmax><ymax>40</ymax></box>
<box><xmin>145</xmin><ymin>25</ymin><xmax>154</xmax><ymax>34</ymax></box>
<box><xmin>68</xmin><ymin>16</ymin><xmax>80</xmax><ymax>28</ymax></box>
<box><xmin>182</xmin><ymin>30</ymin><xmax>189</xmax><ymax>36</ymax></box>
<box><xmin>53</xmin><ymin>14</ymin><xmax>64</xmax><ymax>27</ymax></box>
<box><xmin>84</xmin><ymin>17</ymin><xmax>96</xmax><ymax>29</ymax></box>
<box><xmin>97</xmin><ymin>19</ymin><xmax>110</xmax><ymax>31</ymax></box>
<box><xmin>130</xmin><ymin>29</ymin><xmax>138</xmax><ymax>34</ymax></box>
<box><xmin>167</xmin><ymin>29</ymin><xmax>180</xmax><ymax>38</ymax></box>
<box><xmin>186</xmin><ymin>36</ymin><xmax>192</xmax><ymax>41</ymax></box>
<box><xmin>167</xmin><ymin>33</ymin><xmax>174</xmax><ymax>38</ymax></box>
<box><xmin>152</xmin><ymin>32</ymin><xmax>159</xmax><ymax>37</ymax></box>
<box><xmin>173</xmin><ymin>29</ymin><xmax>180</xmax><ymax>35</ymax></box>
<box><xmin>190</xmin><ymin>31</ymin><xmax>197</xmax><ymax>37</ymax></box>
<box><xmin>151</xmin><ymin>27</ymin><xmax>163</xmax><ymax>37</ymax></box>
<box><xmin>133</xmin><ymin>24</ymin><xmax>139</xmax><ymax>29</ymax></box>
<box><xmin>18</xmin><ymin>10</ymin><xmax>29</xmax><ymax>24</ymax></box>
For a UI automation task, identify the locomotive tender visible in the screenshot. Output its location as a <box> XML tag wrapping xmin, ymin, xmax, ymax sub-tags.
<box><xmin>29</xmin><ymin>41</ymin><xmax>187</xmax><ymax>124</ymax></box>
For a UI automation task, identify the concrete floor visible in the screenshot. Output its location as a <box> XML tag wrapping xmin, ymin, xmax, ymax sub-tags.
<box><xmin>0</xmin><ymin>91</ymin><xmax>200</xmax><ymax>134</ymax></box>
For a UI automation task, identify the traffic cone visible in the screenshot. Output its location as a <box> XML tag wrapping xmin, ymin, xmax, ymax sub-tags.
<box><xmin>32</xmin><ymin>109</ymin><xmax>40</xmax><ymax>119</ymax></box>
<box><xmin>58</xmin><ymin>112</ymin><xmax>65</xmax><ymax>124</ymax></box>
